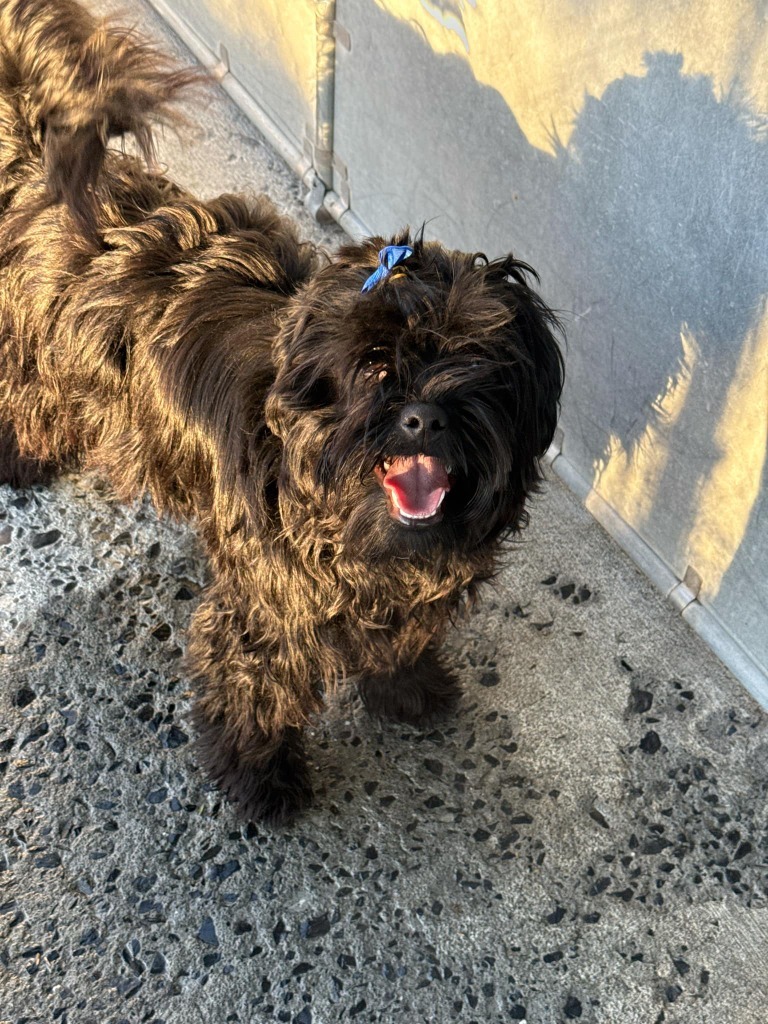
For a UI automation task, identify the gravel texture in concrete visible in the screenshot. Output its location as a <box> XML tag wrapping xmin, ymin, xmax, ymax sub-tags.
<box><xmin>1</xmin><ymin>4</ymin><xmax>767</xmax><ymax>1023</ymax></box>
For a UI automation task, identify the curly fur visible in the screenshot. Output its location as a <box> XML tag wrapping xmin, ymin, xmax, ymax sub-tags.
<box><xmin>0</xmin><ymin>0</ymin><xmax>564</xmax><ymax>822</ymax></box>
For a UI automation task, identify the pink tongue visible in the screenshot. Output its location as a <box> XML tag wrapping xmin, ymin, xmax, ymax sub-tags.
<box><xmin>383</xmin><ymin>455</ymin><xmax>450</xmax><ymax>518</ymax></box>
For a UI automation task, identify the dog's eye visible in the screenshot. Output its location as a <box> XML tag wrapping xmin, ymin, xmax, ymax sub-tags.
<box><xmin>362</xmin><ymin>348</ymin><xmax>389</xmax><ymax>383</ymax></box>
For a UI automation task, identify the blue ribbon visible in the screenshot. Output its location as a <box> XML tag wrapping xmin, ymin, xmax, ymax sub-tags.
<box><xmin>361</xmin><ymin>244</ymin><xmax>414</xmax><ymax>293</ymax></box>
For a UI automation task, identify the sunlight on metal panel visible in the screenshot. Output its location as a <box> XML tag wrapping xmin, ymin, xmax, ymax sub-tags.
<box><xmin>589</xmin><ymin>327</ymin><xmax>698</xmax><ymax>536</ymax></box>
<box><xmin>685</xmin><ymin>303</ymin><xmax>768</xmax><ymax>602</ymax></box>
<box><xmin>590</xmin><ymin>307</ymin><xmax>768</xmax><ymax>605</ymax></box>
<box><xmin>160</xmin><ymin>0</ymin><xmax>318</xmax><ymax>142</ymax></box>
<box><xmin>379</xmin><ymin>0</ymin><xmax>768</xmax><ymax>155</ymax></box>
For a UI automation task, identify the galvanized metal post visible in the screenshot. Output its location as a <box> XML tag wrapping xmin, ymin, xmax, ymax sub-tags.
<box><xmin>304</xmin><ymin>0</ymin><xmax>336</xmax><ymax>220</ymax></box>
<box><xmin>314</xmin><ymin>0</ymin><xmax>336</xmax><ymax>189</ymax></box>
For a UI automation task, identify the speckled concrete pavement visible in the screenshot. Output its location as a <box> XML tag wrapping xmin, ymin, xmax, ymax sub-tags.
<box><xmin>1</xmin><ymin>4</ymin><xmax>767</xmax><ymax>1023</ymax></box>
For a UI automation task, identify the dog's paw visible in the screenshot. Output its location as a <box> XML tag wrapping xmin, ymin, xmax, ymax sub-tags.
<box><xmin>366</xmin><ymin>685</ymin><xmax>461</xmax><ymax>726</ymax></box>
<box><xmin>359</xmin><ymin>653</ymin><xmax>462</xmax><ymax>725</ymax></box>
<box><xmin>228</xmin><ymin>757</ymin><xmax>314</xmax><ymax>826</ymax></box>
<box><xmin>194</xmin><ymin>720</ymin><xmax>313</xmax><ymax>824</ymax></box>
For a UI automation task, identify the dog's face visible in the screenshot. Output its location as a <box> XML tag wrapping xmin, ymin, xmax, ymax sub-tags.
<box><xmin>266</xmin><ymin>236</ymin><xmax>563</xmax><ymax>561</ymax></box>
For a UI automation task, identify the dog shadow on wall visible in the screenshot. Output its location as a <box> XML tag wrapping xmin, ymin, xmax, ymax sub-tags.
<box><xmin>344</xmin><ymin>7</ymin><xmax>768</xmax><ymax>647</ymax></box>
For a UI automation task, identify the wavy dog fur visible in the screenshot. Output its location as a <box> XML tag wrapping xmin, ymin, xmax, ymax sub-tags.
<box><xmin>0</xmin><ymin>0</ymin><xmax>564</xmax><ymax>822</ymax></box>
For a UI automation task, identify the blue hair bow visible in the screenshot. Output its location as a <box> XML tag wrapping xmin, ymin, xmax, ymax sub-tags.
<box><xmin>361</xmin><ymin>244</ymin><xmax>414</xmax><ymax>293</ymax></box>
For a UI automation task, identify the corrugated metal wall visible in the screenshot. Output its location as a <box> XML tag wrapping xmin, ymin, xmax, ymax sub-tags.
<box><xmin>149</xmin><ymin>0</ymin><xmax>768</xmax><ymax>704</ymax></box>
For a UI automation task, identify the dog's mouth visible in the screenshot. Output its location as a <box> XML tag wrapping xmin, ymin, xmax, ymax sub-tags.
<box><xmin>374</xmin><ymin>455</ymin><xmax>452</xmax><ymax>527</ymax></box>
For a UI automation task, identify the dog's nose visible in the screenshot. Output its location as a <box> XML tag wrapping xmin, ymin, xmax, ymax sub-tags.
<box><xmin>398</xmin><ymin>402</ymin><xmax>448</xmax><ymax>441</ymax></box>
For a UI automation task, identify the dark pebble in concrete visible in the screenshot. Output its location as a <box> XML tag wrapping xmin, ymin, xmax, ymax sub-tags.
<box><xmin>630</xmin><ymin>688</ymin><xmax>654</xmax><ymax>713</ymax></box>
<box><xmin>197</xmin><ymin>917</ymin><xmax>219</xmax><ymax>947</ymax></box>
<box><xmin>13</xmin><ymin>685</ymin><xmax>36</xmax><ymax>708</ymax></box>
<box><xmin>639</xmin><ymin>729</ymin><xmax>662</xmax><ymax>754</ymax></box>
<box><xmin>301</xmin><ymin>914</ymin><xmax>332</xmax><ymax>939</ymax></box>
<box><xmin>30</xmin><ymin>528</ymin><xmax>62</xmax><ymax>549</ymax></box>
<box><xmin>564</xmin><ymin>995</ymin><xmax>583</xmax><ymax>1018</ymax></box>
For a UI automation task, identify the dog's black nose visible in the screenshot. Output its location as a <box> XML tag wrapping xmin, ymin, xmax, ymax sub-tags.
<box><xmin>398</xmin><ymin>402</ymin><xmax>448</xmax><ymax>441</ymax></box>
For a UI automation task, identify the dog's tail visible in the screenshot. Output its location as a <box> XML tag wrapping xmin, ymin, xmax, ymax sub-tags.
<box><xmin>0</xmin><ymin>0</ymin><xmax>200</xmax><ymax>234</ymax></box>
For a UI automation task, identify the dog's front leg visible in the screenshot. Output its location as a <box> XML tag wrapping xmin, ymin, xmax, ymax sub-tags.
<box><xmin>186</xmin><ymin>590</ymin><xmax>316</xmax><ymax>824</ymax></box>
<box><xmin>358</xmin><ymin>645</ymin><xmax>462</xmax><ymax>725</ymax></box>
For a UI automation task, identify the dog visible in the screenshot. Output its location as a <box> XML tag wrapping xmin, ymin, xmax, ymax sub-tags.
<box><xmin>0</xmin><ymin>0</ymin><xmax>564</xmax><ymax>822</ymax></box>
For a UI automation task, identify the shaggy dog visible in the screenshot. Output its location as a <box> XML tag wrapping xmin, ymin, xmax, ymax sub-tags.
<box><xmin>0</xmin><ymin>0</ymin><xmax>564</xmax><ymax>821</ymax></box>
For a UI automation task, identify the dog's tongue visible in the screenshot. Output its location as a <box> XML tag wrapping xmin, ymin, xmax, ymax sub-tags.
<box><xmin>382</xmin><ymin>455</ymin><xmax>450</xmax><ymax>519</ymax></box>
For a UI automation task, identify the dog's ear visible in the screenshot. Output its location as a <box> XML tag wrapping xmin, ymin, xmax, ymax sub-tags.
<box><xmin>264</xmin><ymin>302</ymin><xmax>336</xmax><ymax>443</ymax></box>
<box><xmin>482</xmin><ymin>255</ymin><xmax>564</xmax><ymax>460</ymax></box>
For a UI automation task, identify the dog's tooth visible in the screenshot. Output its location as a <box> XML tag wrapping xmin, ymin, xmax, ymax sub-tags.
<box><xmin>383</xmin><ymin>460</ymin><xmax>391</xmax><ymax>471</ymax></box>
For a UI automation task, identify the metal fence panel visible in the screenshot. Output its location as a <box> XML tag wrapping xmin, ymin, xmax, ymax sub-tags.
<box><xmin>153</xmin><ymin>0</ymin><xmax>317</xmax><ymax>157</ymax></box>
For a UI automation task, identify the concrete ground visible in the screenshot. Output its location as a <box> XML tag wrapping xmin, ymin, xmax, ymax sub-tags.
<box><xmin>1</xmin><ymin>3</ymin><xmax>767</xmax><ymax>1022</ymax></box>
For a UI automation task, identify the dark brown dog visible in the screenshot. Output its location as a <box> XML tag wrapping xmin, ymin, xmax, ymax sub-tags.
<box><xmin>0</xmin><ymin>0</ymin><xmax>564</xmax><ymax>821</ymax></box>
